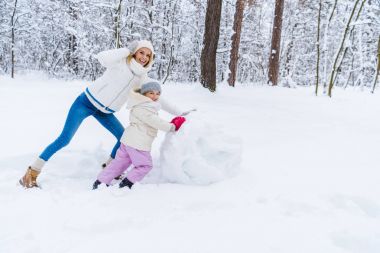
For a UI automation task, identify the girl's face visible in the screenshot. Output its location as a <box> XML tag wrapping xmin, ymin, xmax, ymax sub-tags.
<box><xmin>144</xmin><ymin>90</ymin><xmax>161</xmax><ymax>101</ymax></box>
<box><xmin>134</xmin><ymin>47</ymin><xmax>152</xmax><ymax>67</ymax></box>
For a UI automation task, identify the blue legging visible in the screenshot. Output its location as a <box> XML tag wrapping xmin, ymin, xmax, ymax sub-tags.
<box><xmin>39</xmin><ymin>93</ymin><xmax>124</xmax><ymax>161</ymax></box>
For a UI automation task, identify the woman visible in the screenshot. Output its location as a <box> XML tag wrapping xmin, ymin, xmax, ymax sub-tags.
<box><xmin>19</xmin><ymin>40</ymin><xmax>183</xmax><ymax>188</ymax></box>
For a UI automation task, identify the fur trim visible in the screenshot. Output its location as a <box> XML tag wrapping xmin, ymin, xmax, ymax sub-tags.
<box><xmin>31</xmin><ymin>157</ymin><xmax>46</xmax><ymax>171</ymax></box>
<box><xmin>127</xmin><ymin>89</ymin><xmax>154</xmax><ymax>108</ymax></box>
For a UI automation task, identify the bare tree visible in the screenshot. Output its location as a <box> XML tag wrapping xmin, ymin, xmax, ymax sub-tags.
<box><xmin>227</xmin><ymin>0</ymin><xmax>246</xmax><ymax>87</ymax></box>
<box><xmin>68</xmin><ymin>4</ymin><xmax>79</xmax><ymax>74</ymax></box>
<box><xmin>10</xmin><ymin>0</ymin><xmax>18</xmax><ymax>78</ymax></box>
<box><xmin>162</xmin><ymin>0</ymin><xmax>180</xmax><ymax>84</ymax></box>
<box><xmin>200</xmin><ymin>0</ymin><xmax>223</xmax><ymax>92</ymax></box>
<box><xmin>372</xmin><ymin>35</ymin><xmax>380</xmax><ymax>93</ymax></box>
<box><xmin>327</xmin><ymin>0</ymin><xmax>362</xmax><ymax>97</ymax></box>
<box><xmin>321</xmin><ymin>0</ymin><xmax>338</xmax><ymax>92</ymax></box>
<box><xmin>114</xmin><ymin>0</ymin><xmax>122</xmax><ymax>48</ymax></box>
<box><xmin>268</xmin><ymin>0</ymin><xmax>285</xmax><ymax>86</ymax></box>
<box><xmin>332</xmin><ymin>0</ymin><xmax>367</xmax><ymax>89</ymax></box>
<box><xmin>315</xmin><ymin>0</ymin><xmax>322</xmax><ymax>95</ymax></box>
<box><xmin>7</xmin><ymin>0</ymin><xmax>29</xmax><ymax>78</ymax></box>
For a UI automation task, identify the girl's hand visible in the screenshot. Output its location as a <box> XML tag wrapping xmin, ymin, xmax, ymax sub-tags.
<box><xmin>171</xmin><ymin>117</ymin><xmax>186</xmax><ymax>131</ymax></box>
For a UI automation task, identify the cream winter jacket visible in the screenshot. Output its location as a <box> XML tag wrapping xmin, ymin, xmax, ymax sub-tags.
<box><xmin>85</xmin><ymin>47</ymin><xmax>183</xmax><ymax>115</ymax></box>
<box><xmin>121</xmin><ymin>90</ymin><xmax>175</xmax><ymax>151</ymax></box>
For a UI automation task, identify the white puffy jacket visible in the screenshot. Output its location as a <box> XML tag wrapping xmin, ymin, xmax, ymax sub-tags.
<box><xmin>85</xmin><ymin>48</ymin><xmax>146</xmax><ymax>113</ymax></box>
<box><xmin>121</xmin><ymin>90</ymin><xmax>175</xmax><ymax>151</ymax></box>
<box><xmin>86</xmin><ymin>48</ymin><xmax>182</xmax><ymax>115</ymax></box>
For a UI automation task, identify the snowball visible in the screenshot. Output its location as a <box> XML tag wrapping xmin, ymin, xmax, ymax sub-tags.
<box><xmin>156</xmin><ymin>113</ymin><xmax>242</xmax><ymax>185</ymax></box>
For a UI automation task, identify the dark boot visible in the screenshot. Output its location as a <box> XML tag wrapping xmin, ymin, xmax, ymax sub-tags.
<box><xmin>92</xmin><ymin>180</ymin><xmax>102</xmax><ymax>190</ymax></box>
<box><xmin>119</xmin><ymin>177</ymin><xmax>133</xmax><ymax>189</ymax></box>
<box><xmin>101</xmin><ymin>157</ymin><xmax>113</xmax><ymax>169</ymax></box>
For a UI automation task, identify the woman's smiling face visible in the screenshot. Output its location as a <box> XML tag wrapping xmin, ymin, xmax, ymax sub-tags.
<box><xmin>134</xmin><ymin>47</ymin><xmax>152</xmax><ymax>67</ymax></box>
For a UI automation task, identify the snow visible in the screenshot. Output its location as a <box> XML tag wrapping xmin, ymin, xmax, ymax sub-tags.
<box><xmin>1</xmin><ymin>74</ymin><xmax>380</xmax><ymax>253</ymax></box>
<box><xmin>156</xmin><ymin>116</ymin><xmax>242</xmax><ymax>185</ymax></box>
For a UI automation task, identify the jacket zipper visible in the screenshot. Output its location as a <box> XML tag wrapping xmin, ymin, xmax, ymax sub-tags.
<box><xmin>106</xmin><ymin>75</ymin><xmax>135</xmax><ymax>109</ymax></box>
<box><xmin>97</xmin><ymin>83</ymin><xmax>109</xmax><ymax>93</ymax></box>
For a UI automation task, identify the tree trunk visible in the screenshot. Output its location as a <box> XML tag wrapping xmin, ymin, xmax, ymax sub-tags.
<box><xmin>227</xmin><ymin>0</ymin><xmax>245</xmax><ymax>87</ymax></box>
<box><xmin>200</xmin><ymin>0</ymin><xmax>223</xmax><ymax>92</ymax></box>
<box><xmin>68</xmin><ymin>5</ymin><xmax>78</xmax><ymax>74</ymax></box>
<box><xmin>371</xmin><ymin>36</ymin><xmax>380</xmax><ymax>93</ymax></box>
<box><xmin>268</xmin><ymin>0</ymin><xmax>284</xmax><ymax>86</ymax></box>
<box><xmin>163</xmin><ymin>44</ymin><xmax>174</xmax><ymax>84</ymax></box>
<box><xmin>331</xmin><ymin>0</ymin><xmax>367</xmax><ymax>88</ymax></box>
<box><xmin>322</xmin><ymin>0</ymin><xmax>338</xmax><ymax>92</ymax></box>
<box><xmin>11</xmin><ymin>25</ymin><xmax>15</xmax><ymax>79</ymax></box>
<box><xmin>333</xmin><ymin>47</ymin><xmax>349</xmax><ymax>86</ymax></box>
<box><xmin>315</xmin><ymin>0</ymin><xmax>322</xmax><ymax>95</ymax></box>
<box><xmin>327</xmin><ymin>0</ymin><xmax>361</xmax><ymax>97</ymax></box>
<box><xmin>69</xmin><ymin>34</ymin><xmax>78</xmax><ymax>74</ymax></box>
<box><xmin>10</xmin><ymin>0</ymin><xmax>18</xmax><ymax>79</ymax></box>
<box><xmin>114</xmin><ymin>0</ymin><xmax>122</xmax><ymax>48</ymax></box>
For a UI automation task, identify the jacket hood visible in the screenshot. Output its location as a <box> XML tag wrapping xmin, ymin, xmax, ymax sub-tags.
<box><xmin>127</xmin><ymin>88</ymin><xmax>160</xmax><ymax>109</ymax></box>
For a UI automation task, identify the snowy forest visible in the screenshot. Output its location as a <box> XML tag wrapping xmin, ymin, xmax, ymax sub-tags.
<box><xmin>2</xmin><ymin>1</ymin><xmax>380</xmax><ymax>252</ymax></box>
<box><xmin>1</xmin><ymin>0</ymin><xmax>380</xmax><ymax>94</ymax></box>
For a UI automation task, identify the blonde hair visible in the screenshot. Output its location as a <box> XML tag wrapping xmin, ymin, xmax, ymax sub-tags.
<box><xmin>127</xmin><ymin>54</ymin><xmax>134</xmax><ymax>64</ymax></box>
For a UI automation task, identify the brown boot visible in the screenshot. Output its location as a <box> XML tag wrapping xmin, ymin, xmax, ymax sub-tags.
<box><xmin>19</xmin><ymin>166</ymin><xmax>40</xmax><ymax>188</ymax></box>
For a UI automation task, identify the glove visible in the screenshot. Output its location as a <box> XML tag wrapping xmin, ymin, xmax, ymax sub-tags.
<box><xmin>128</xmin><ymin>40</ymin><xmax>139</xmax><ymax>54</ymax></box>
<box><xmin>171</xmin><ymin>116</ymin><xmax>186</xmax><ymax>131</ymax></box>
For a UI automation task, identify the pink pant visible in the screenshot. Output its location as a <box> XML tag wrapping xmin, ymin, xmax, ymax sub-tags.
<box><xmin>97</xmin><ymin>144</ymin><xmax>152</xmax><ymax>185</ymax></box>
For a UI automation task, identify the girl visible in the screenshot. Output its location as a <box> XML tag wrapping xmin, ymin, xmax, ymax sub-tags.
<box><xmin>93</xmin><ymin>81</ymin><xmax>185</xmax><ymax>189</ymax></box>
<box><xmin>19</xmin><ymin>40</ymin><xmax>184</xmax><ymax>188</ymax></box>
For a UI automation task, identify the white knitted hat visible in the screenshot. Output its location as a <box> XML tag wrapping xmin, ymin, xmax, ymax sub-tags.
<box><xmin>130</xmin><ymin>40</ymin><xmax>154</xmax><ymax>55</ymax></box>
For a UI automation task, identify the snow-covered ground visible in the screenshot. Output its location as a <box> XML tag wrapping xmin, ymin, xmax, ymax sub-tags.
<box><xmin>1</xmin><ymin>74</ymin><xmax>380</xmax><ymax>253</ymax></box>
